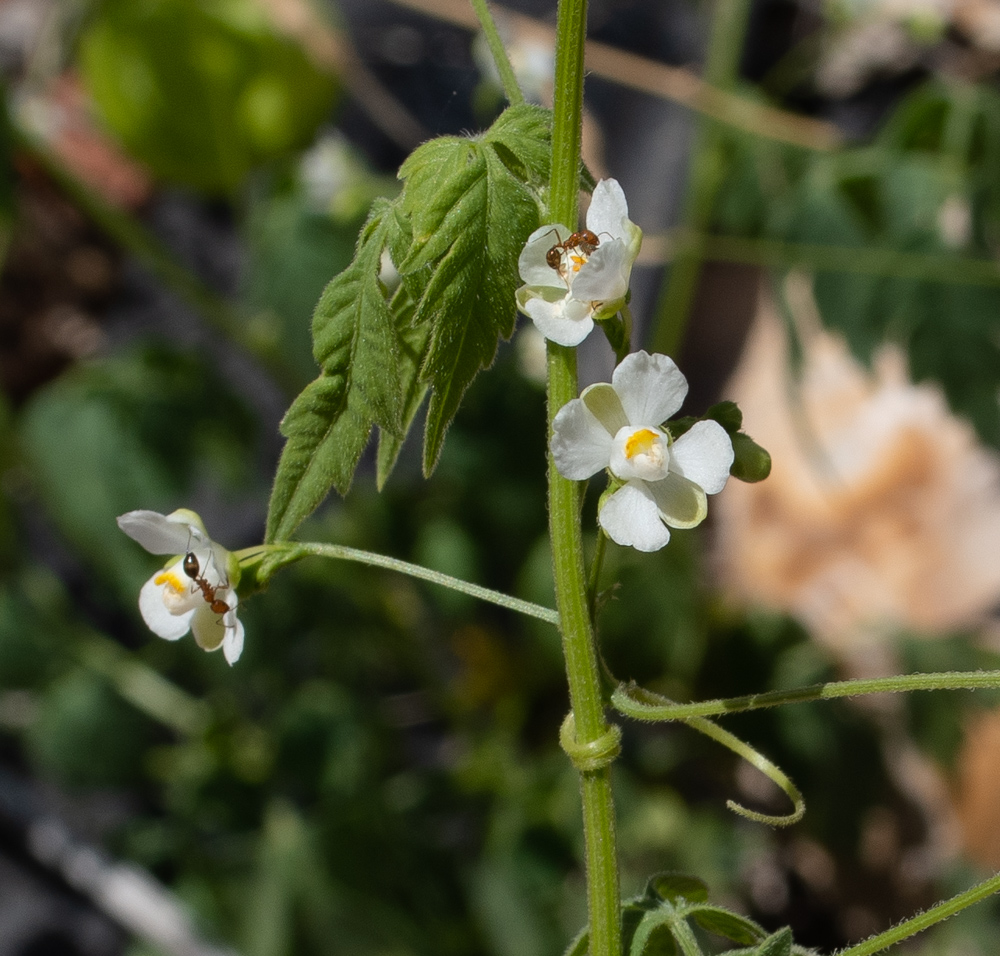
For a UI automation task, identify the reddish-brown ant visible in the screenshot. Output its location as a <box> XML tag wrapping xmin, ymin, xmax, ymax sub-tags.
<box><xmin>183</xmin><ymin>551</ymin><xmax>231</xmax><ymax>618</ymax></box>
<box><xmin>544</xmin><ymin>229</ymin><xmax>601</xmax><ymax>272</ymax></box>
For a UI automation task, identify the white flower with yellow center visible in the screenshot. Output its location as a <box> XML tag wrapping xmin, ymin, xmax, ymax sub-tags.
<box><xmin>117</xmin><ymin>509</ymin><xmax>245</xmax><ymax>665</ymax></box>
<box><xmin>516</xmin><ymin>178</ymin><xmax>642</xmax><ymax>347</ymax></box>
<box><xmin>552</xmin><ymin>351</ymin><xmax>734</xmax><ymax>551</ymax></box>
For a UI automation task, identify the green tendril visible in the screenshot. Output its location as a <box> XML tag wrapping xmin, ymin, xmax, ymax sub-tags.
<box><xmin>559</xmin><ymin>713</ymin><xmax>623</xmax><ymax>772</ymax></box>
<box><xmin>613</xmin><ymin>684</ymin><xmax>804</xmax><ymax>827</ymax></box>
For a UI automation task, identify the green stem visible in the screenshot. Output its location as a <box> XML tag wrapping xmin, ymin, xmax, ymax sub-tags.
<box><xmin>836</xmin><ymin>871</ymin><xmax>1000</xmax><ymax>956</ymax></box>
<box><xmin>549</xmin><ymin>0</ymin><xmax>621</xmax><ymax>953</ymax></box>
<box><xmin>469</xmin><ymin>0</ymin><xmax>525</xmax><ymax>106</ymax></box>
<box><xmin>650</xmin><ymin>0</ymin><xmax>753</xmax><ymax>357</ymax></box>
<box><xmin>586</xmin><ymin>530</ymin><xmax>608</xmax><ymax>621</ymax></box>
<box><xmin>263</xmin><ymin>542</ymin><xmax>560</xmax><ymax>625</ymax></box>
<box><xmin>665</xmin><ymin>913</ymin><xmax>705</xmax><ymax>956</ymax></box>
<box><xmin>611</xmin><ymin>669</ymin><xmax>1000</xmax><ymax>722</ymax></box>
<box><xmin>549</xmin><ymin>0</ymin><xmax>586</xmax><ymax>222</ymax></box>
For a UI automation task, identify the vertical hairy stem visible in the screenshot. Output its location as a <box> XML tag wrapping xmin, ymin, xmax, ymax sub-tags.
<box><xmin>547</xmin><ymin>1</ymin><xmax>622</xmax><ymax>955</ymax></box>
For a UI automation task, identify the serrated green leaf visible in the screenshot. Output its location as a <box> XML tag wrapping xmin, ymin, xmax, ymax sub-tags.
<box><xmin>266</xmin><ymin>375</ymin><xmax>372</xmax><ymax>541</ymax></box>
<box><xmin>689</xmin><ymin>907</ymin><xmax>766</xmax><ymax>946</ymax></box>
<box><xmin>398</xmin><ymin>135</ymin><xmax>469</xmax><ymax>184</ymax></box>
<box><xmin>292</xmin><ymin>105</ymin><xmax>547</xmax><ymax>492</ymax></box>
<box><xmin>401</xmin><ymin>144</ymin><xmax>486</xmax><ymax>273</ymax></box>
<box><xmin>311</xmin><ymin>205</ymin><xmax>401</xmax><ymax>431</ymax></box>
<box><xmin>376</xmin><ymin>293</ymin><xmax>430</xmax><ymax>488</ymax></box>
<box><xmin>646</xmin><ymin>873</ymin><xmax>709</xmax><ymax>905</ymax></box>
<box><xmin>398</xmin><ymin>142</ymin><xmax>538</xmax><ymax>474</ymax></box>
<box><xmin>484</xmin><ymin>103</ymin><xmax>552</xmax><ymax>184</ymax></box>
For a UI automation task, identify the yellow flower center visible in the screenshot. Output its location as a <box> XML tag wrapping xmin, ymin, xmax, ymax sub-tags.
<box><xmin>625</xmin><ymin>428</ymin><xmax>659</xmax><ymax>460</ymax></box>
<box><xmin>154</xmin><ymin>570</ymin><xmax>186</xmax><ymax>594</ymax></box>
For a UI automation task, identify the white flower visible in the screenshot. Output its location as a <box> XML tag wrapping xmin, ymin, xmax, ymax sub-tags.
<box><xmin>551</xmin><ymin>351</ymin><xmax>734</xmax><ymax>551</ymax></box>
<box><xmin>516</xmin><ymin>179</ymin><xmax>642</xmax><ymax>347</ymax></box>
<box><xmin>117</xmin><ymin>509</ymin><xmax>245</xmax><ymax>665</ymax></box>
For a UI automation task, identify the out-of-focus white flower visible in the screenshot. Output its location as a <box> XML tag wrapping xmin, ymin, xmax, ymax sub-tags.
<box><xmin>552</xmin><ymin>351</ymin><xmax>734</xmax><ymax>551</ymax></box>
<box><xmin>515</xmin><ymin>324</ymin><xmax>549</xmax><ymax>386</ymax></box>
<box><xmin>516</xmin><ymin>179</ymin><xmax>642</xmax><ymax>347</ymax></box>
<box><xmin>937</xmin><ymin>194</ymin><xmax>972</xmax><ymax>248</ymax></box>
<box><xmin>713</xmin><ymin>284</ymin><xmax>1000</xmax><ymax>673</ymax></box>
<box><xmin>473</xmin><ymin>29</ymin><xmax>554</xmax><ymax>105</ymax></box>
<box><xmin>117</xmin><ymin>509</ymin><xmax>244</xmax><ymax>665</ymax></box>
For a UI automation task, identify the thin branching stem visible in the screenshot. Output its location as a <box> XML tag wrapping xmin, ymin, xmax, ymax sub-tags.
<box><xmin>468</xmin><ymin>0</ymin><xmax>525</xmax><ymax>106</ymax></box>
<box><xmin>836</xmin><ymin>871</ymin><xmax>1000</xmax><ymax>956</ymax></box>
<box><xmin>282</xmin><ymin>542</ymin><xmax>560</xmax><ymax>624</ymax></box>
<box><xmin>612</xmin><ymin>669</ymin><xmax>1000</xmax><ymax>722</ymax></box>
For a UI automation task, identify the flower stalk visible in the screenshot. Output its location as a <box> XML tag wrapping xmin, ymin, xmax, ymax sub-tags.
<box><xmin>548</xmin><ymin>0</ymin><xmax>622</xmax><ymax>954</ymax></box>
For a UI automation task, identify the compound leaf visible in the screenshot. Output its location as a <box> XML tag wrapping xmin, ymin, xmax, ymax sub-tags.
<box><xmin>400</xmin><ymin>143</ymin><xmax>539</xmax><ymax>473</ymax></box>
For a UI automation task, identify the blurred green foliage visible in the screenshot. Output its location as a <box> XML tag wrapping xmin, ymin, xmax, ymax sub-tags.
<box><xmin>79</xmin><ymin>0</ymin><xmax>340</xmax><ymax>194</ymax></box>
<box><xmin>714</xmin><ymin>81</ymin><xmax>1000</xmax><ymax>448</ymax></box>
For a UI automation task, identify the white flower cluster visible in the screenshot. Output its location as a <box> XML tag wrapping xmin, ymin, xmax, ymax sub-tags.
<box><xmin>519</xmin><ymin>181</ymin><xmax>735</xmax><ymax>551</ymax></box>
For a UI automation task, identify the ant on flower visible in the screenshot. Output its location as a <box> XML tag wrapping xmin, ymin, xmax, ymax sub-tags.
<box><xmin>183</xmin><ymin>550</ymin><xmax>232</xmax><ymax>618</ymax></box>
<box><xmin>545</xmin><ymin>228</ymin><xmax>601</xmax><ymax>274</ymax></box>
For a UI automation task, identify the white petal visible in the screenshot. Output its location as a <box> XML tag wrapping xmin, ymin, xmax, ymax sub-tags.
<box><xmin>669</xmin><ymin>420</ymin><xmax>734</xmax><ymax>495</ymax></box>
<box><xmin>223</xmin><ymin>616</ymin><xmax>245</xmax><ymax>665</ymax></box>
<box><xmin>191</xmin><ymin>604</ymin><xmax>227</xmax><ymax>652</ymax></box>
<box><xmin>571</xmin><ymin>241</ymin><xmax>629</xmax><ymax>303</ymax></box>
<box><xmin>598</xmin><ymin>482</ymin><xmax>671</xmax><ymax>552</ymax></box>
<box><xmin>581</xmin><ymin>383</ymin><xmax>628</xmax><ymax>435</ymax></box>
<box><xmin>612</xmin><ymin>351</ymin><xmax>688</xmax><ymax>425</ymax></box>
<box><xmin>138</xmin><ymin>575</ymin><xmax>193</xmax><ymax>640</ymax></box>
<box><xmin>551</xmin><ymin>398</ymin><xmax>614</xmax><ymax>479</ymax></box>
<box><xmin>519</xmin><ymin>224</ymin><xmax>569</xmax><ymax>286</ymax></box>
<box><xmin>646</xmin><ymin>472</ymin><xmax>708</xmax><ymax>529</ymax></box>
<box><xmin>524</xmin><ymin>294</ymin><xmax>594</xmax><ymax>347</ymax></box>
<box><xmin>586</xmin><ymin>179</ymin><xmax>630</xmax><ymax>240</ymax></box>
<box><xmin>117</xmin><ymin>510</ymin><xmax>194</xmax><ymax>555</ymax></box>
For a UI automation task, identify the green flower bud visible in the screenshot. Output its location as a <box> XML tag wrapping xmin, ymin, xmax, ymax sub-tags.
<box><xmin>730</xmin><ymin>432</ymin><xmax>772</xmax><ymax>483</ymax></box>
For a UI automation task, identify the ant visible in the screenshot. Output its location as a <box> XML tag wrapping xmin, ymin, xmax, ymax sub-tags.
<box><xmin>545</xmin><ymin>228</ymin><xmax>601</xmax><ymax>272</ymax></box>
<box><xmin>545</xmin><ymin>229</ymin><xmax>601</xmax><ymax>269</ymax></box>
<box><xmin>183</xmin><ymin>551</ymin><xmax>231</xmax><ymax>618</ymax></box>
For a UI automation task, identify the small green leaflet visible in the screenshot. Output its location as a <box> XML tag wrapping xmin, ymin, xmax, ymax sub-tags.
<box><xmin>399</xmin><ymin>141</ymin><xmax>540</xmax><ymax>472</ymax></box>
<box><xmin>266</xmin><ymin>105</ymin><xmax>550</xmax><ymax>541</ymax></box>
<box><xmin>266</xmin><ymin>374</ymin><xmax>375</xmax><ymax>543</ymax></box>
<box><xmin>266</xmin><ymin>204</ymin><xmax>402</xmax><ymax>542</ymax></box>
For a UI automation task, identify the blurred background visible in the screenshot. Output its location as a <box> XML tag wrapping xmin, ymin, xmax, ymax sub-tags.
<box><xmin>3</xmin><ymin>0</ymin><xmax>1000</xmax><ymax>953</ymax></box>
